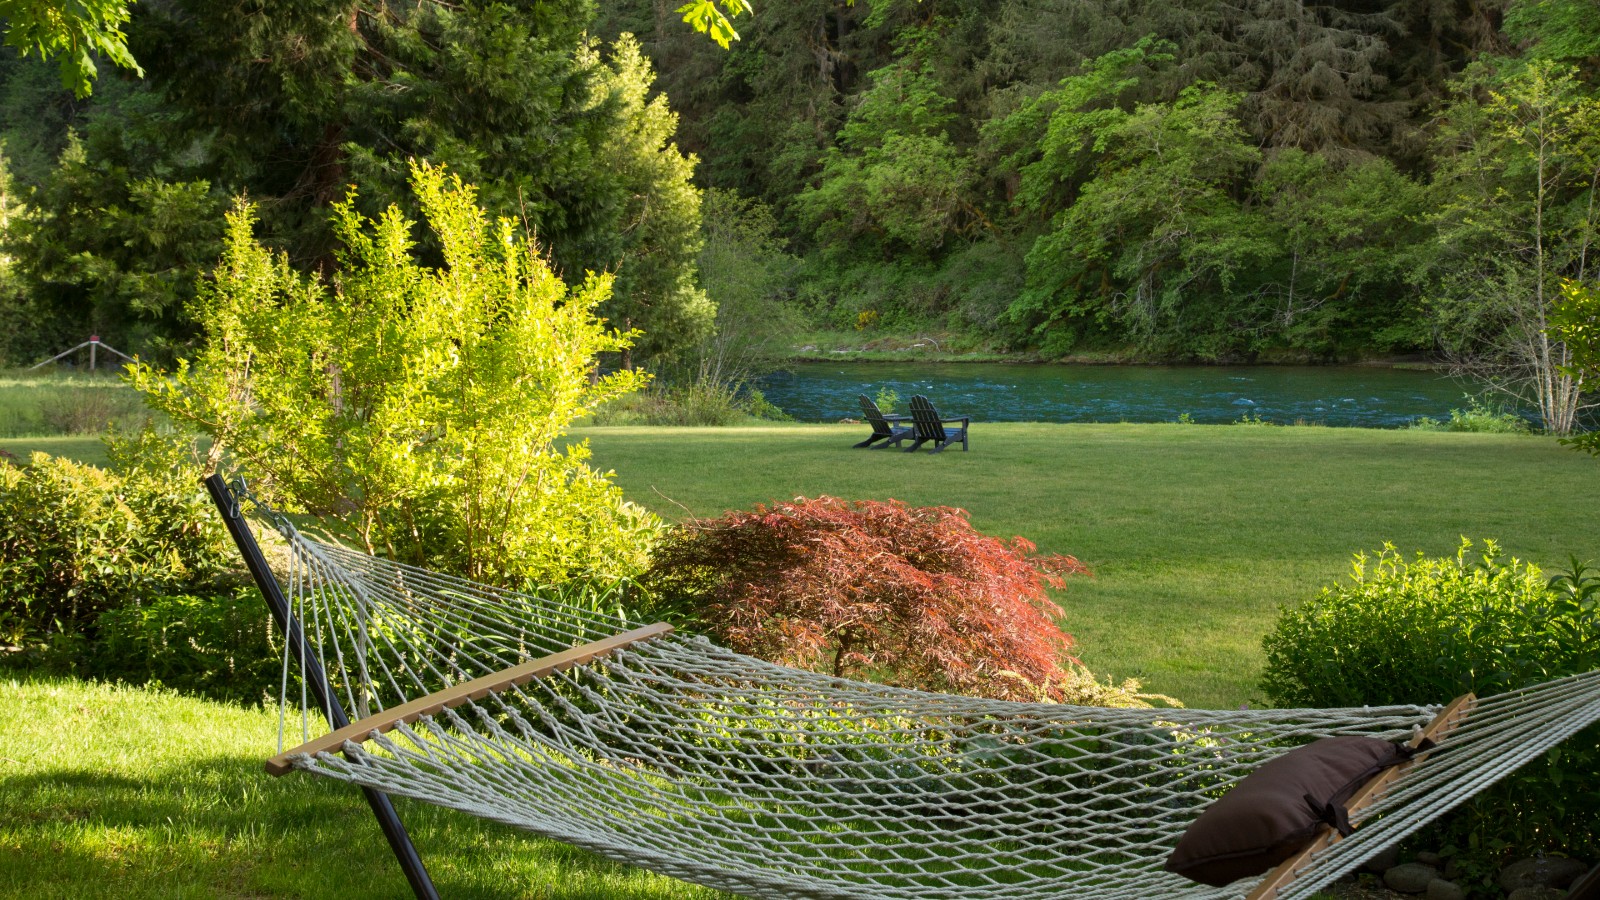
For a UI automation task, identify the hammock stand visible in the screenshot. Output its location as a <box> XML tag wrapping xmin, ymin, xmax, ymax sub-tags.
<box><xmin>205</xmin><ymin>476</ymin><xmax>1600</xmax><ymax>900</ymax></box>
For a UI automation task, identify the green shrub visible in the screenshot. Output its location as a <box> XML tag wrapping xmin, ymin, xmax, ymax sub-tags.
<box><xmin>132</xmin><ymin>166</ymin><xmax>656</xmax><ymax>587</ymax></box>
<box><xmin>1410</xmin><ymin>395</ymin><xmax>1532</xmax><ymax>434</ymax></box>
<box><xmin>1261</xmin><ymin>540</ymin><xmax>1600</xmax><ymax>882</ymax></box>
<box><xmin>0</xmin><ymin>428</ymin><xmax>239</xmax><ymax>668</ymax></box>
<box><xmin>94</xmin><ymin>587</ymin><xmax>280</xmax><ymax>706</ymax></box>
<box><xmin>592</xmin><ymin>381</ymin><xmax>792</xmax><ymax>426</ymax></box>
<box><xmin>739</xmin><ymin>387</ymin><xmax>792</xmax><ymax>422</ymax></box>
<box><xmin>2</xmin><ymin>453</ymin><xmax>155</xmax><ymax>646</ymax></box>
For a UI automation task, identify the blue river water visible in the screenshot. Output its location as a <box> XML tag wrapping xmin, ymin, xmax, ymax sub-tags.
<box><xmin>757</xmin><ymin>362</ymin><xmax>1486</xmax><ymax>428</ymax></box>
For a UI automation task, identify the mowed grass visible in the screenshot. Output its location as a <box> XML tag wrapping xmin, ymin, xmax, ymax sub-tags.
<box><xmin>0</xmin><ymin>369</ymin><xmax>150</xmax><ymax>439</ymax></box>
<box><xmin>0</xmin><ymin>677</ymin><xmax>729</xmax><ymax>900</ymax></box>
<box><xmin>2</xmin><ymin>421</ymin><xmax>1593</xmax><ymax>897</ymax></box>
<box><xmin>0</xmin><ymin>434</ymin><xmax>110</xmax><ymax>467</ymax></box>
<box><xmin>579</xmin><ymin>422</ymin><xmax>1600</xmax><ymax>708</ymax></box>
<box><xmin>6</xmin><ymin>419</ymin><xmax>1593</xmax><ymax>707</ymax></box>
<box><xmin>6</xmin><ymin>420</ymin><xmax>1593</xmax><ymax>707</ymax></box>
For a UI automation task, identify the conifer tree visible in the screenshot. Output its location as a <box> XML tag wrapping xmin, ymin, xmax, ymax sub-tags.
<box><xmin>134</xmin><ymin>1</ymin><xmax>707</xmax><ymax>364</ymax></box>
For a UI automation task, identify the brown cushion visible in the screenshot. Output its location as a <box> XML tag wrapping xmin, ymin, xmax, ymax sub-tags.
<box><xmin>1165</xmin><ymin>735</ymin><xmax>1412</xmax><ymax>887</ymax></box>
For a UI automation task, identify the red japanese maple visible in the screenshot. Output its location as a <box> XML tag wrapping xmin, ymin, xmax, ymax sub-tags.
<box><xmin>641</xmin><ymin>496</ymin><xmax>1089</xmax><ymax>702</ymax></box>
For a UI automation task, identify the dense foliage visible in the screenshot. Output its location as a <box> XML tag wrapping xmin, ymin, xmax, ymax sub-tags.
<box><xmin>0</xmin><ymin>0</ymin><xmax>140</xmax><ymax>96</ymax></box>
<box><xmin>1554</xmin><ymin>279</ymin><xmax>1600</xmax><ymax>453</ymax></box>
<box><xmin>1</xmin><ymin>0</ymin><xmax>1598</xmax><ymax>430</ymax></box>
<box><xmin>641</xmin><ymin>495</ymin><xmax>1104</xmax><ymax>702</ymax></box>
<box><xmin>133</xmin><ymin>164</ymin><xmax>662</xmax><ymax>587</ymax></box>
<box><xmin>1261</xmin><ymin>540</ymin><xmax>1600</xmax><ymax>879</ymax></box>
<box><xmin>0</xmin><ymin>432</ymin><xmax>228</xmax><ymax>648</ymax></box>
<box><xmin>592</xmin><ymin>0</ymin><xmax>1600</xmax><ymax>429</ymax></box>
<box><xmin>93</xmin><ymin>585</ymin><xmax>279</xmax><ymax>706</ymax></box>
<box><xmin>0</xmin><ymin>426</ymin><xmax>274</xmax><ymax>702</ymax></box>
<box><xmin>0</xmin><ymin>3</ymin><xmax>709</xmax><ymax>368</ymax></box>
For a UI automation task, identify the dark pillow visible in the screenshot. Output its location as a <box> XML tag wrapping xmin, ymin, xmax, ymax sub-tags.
<box><xmin>1165</xmin><ymin>735</ymin><xmax>1415</xmax><ymax>887</ymax></box>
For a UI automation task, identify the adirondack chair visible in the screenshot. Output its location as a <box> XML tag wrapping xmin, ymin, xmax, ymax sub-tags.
<box><xmin>906</xmin><ymin>395</ymin><xmax>969</xmax><ymax>453</ymax></box>
<box><xmin>854</xmin><ymin>394</ymin><xmax>913</xmax><ymax>448</ymax></box>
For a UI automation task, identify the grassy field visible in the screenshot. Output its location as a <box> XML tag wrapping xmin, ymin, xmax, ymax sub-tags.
<box><xmin>5</xmin><ymin>415</ymin><xmax>1596</xmax><ymax>897</ymax></box>
<box><xmin>0</xmin><ymin>369</ymin><xmax>150</xmax><ymax>439</ymax></box>
<box><xmin>0</xmin><ymin>434</ymin><xmax>110</xmax><ymax>466</ymax></box>
<box><xmin>0</xmin><ymin>677</ymin><xmax>728</xmax><ymax>900</ymax></box>
<box><xmin>578</xmin><ymin>422</ymin><xmax>1599</xmax><ymax>708</ymax></box>
<box><xmin>6</xmin><ymin>417</ymin><xmax>1595</xmax><ymax>707</ymax></box>
<box><xmin>6</xmin><ymin>418</ymin><xmax>1595</xmax><ymax>707</ymax></box>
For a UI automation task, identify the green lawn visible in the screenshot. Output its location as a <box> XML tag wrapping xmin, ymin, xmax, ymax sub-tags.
<box><xmin>8</xmin><ymin>421</ymin><xmax>1594</xmax><ymax>708</ymax></box>
<box><xmin>579</xmin><ymin>422</ymin><xmax>1599</xmax><ymax>708</ymax></box>
<box><xmin>5</xmin><ymin>421</ymin><xmax>1594</xmax><ymax>897</ymax></box>
<box><xmin>0</xmin><ymin>369</ymin><xmax>149</xmax><ymax>440</ymax></box>
<box><xmin>0</xmin><ymin>677</ymin><xmax>728</xmax><ymax>900</ymax></box>
<box><xmin>1</xmin><ymin>435</ymin><xmax>109</xmax><ymax>467</ymax></box>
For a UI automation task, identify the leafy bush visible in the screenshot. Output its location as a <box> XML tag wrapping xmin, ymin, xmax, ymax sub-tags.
<box><xmin>592</xmin><ymin>382</ymin><xmax>792</xmax><ymax>426</ymax></box>
<box><xmin>1409</xmin><ymin>395</ymin><xmax>1532</xmax><ymax>433</ymax></box>
<box><xmin>0</xmin><ymin>428</ymin><xmax>252</xmax><ymax>689</ymax></box>
<box><xmin>640</xmin><ymin>496</ymin><xmax>1131</xmax><ymax>703</ymax></box>
<box><xmin>131</xmin><ymin>163</ymin><xmax>659</xmax><ymax>587</ymax></box>
<box><xmin>94</xmin><ymin>587</ymin><xmax>279</xmax><ymax>706</ymax></box>
<box><xmin>0</xmin><ymin>451</ymin><xmax>227</xmax><ymax>648</ymax></box>
<box><xmin>1553</xmin><ymin>279</ymin><xmax>1599</xmax><ymax>455</ymax></box>
<box><xmin>1261</xmin><ymin>540</ymin><xmax>1600</xmax><ymax>876</ymax></box>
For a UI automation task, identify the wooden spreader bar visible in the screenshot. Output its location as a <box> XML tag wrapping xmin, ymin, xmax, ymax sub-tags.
<box><xmin>266</xmin><ymin>623</ymin><xmax>674</xmax><ymax>776</ymax></box>
<box><xmin>1246</xmin><ymin>692</ymin><xmax>1478</xmax><ymax>900</ymax></box>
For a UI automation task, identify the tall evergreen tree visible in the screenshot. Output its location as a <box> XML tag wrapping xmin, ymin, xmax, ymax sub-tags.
<box><xmin>4</xmin><ymin>125</ymin><xmax>226</xmax><ymax>363</ymax></box>
<box><xmin>132</xmin><ymin>0</ymin><xmax>708</xmax><ymax>363</ymax></box>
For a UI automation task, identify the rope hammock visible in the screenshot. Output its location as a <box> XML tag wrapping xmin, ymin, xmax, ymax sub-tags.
<box><xmin>219</xmin><ymin>486</ymin><xmax>1600</xmax><ymax>900</ymax></box>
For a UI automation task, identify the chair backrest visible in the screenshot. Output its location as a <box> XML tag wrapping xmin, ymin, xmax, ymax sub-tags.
<box><xmin>858</xmin><ymin>394</ymin><xmax>895</xmax><ymax>437</ymax></box>
<box><xmin>909</xmin><ymin>395</ymin><xmax>946</xmax><ymax>441</ymax></box>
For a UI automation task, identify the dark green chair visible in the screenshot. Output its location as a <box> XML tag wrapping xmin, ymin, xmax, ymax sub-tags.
<box><xmin>906</xmin><ymin>394</ymin><xmax>969</xmax><ymax>453</ymax></box>
<box><xmin>854</xmin><ymin>394</ymin><xmax>913</xmax><ymax>448</ymax></box>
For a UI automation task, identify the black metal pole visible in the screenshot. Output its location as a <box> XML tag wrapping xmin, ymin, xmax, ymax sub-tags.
<box><xmin>204</xmin><ymin>475</ymin><xmax>442</xmax><ymax>900</ymax></box>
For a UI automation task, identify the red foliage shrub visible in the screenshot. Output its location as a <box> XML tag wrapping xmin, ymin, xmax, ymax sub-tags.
<box><xmin>640</xmin><ymin>496</ymin><xmax>1089</xmax><ymax>701</ymax></box>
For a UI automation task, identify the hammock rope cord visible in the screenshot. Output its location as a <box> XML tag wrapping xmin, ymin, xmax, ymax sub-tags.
<box><xmin>259</xmin><ymin>516</ymin><xmax>1600</xmax><ymax>900</ymax></box>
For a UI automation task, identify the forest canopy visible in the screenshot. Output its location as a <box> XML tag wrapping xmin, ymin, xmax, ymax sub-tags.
<box><xmin>0</xmin><ymin>0</ymin><xmax>1596</xmax><ymax>428</ymax></box>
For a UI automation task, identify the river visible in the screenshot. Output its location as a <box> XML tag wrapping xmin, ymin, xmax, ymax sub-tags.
<box><xmin>757</xmin><ymin>362</ymin><xmax>1483</xmax><ymax>428</ymax></box>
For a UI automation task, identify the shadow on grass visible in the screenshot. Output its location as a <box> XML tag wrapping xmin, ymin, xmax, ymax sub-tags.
<box><xmin>0</xmin><ymin>755</ymin><xmax>725</xmax><ymax>899</ymax></box>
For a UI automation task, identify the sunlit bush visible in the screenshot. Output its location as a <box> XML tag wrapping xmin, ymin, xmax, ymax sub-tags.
<box><xmin>1261</xmin><ymin>540</ymin><xmax>1600</xmax><ymax>880</ymax></box>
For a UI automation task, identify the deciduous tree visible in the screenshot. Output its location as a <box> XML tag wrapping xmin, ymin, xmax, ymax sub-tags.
<box><xmin>796</xmin><ymin>44</ymin><xmax>977</xmax><ymax>258</ymax></box>
<box><xmin>1552</xmin><ymin>278</ymin><xmax>1599</xmax><ymax>453</ymax></box>
<box><xmin>1426</xmin><ymin>59</ymin><xmax>1600</xmax><ymax>434</ymax></box>
<box><xmin>641</xmin><ymin>496</ymin><xmax>1091</xmax><ymax>702</ymax></box>
<box><xmin>0</xmin><ymin>0</ymin><xmax>140</xmax><ymax>96</ymax></box>
<box><xmin>132</xmin><ymin>164</ymin><xmax>660</xmax><ymax>586</ymax></box>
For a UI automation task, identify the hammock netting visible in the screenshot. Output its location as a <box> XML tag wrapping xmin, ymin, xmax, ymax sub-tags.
<box><xmin>261</xmin><ymin>515</ymin><xmax>1600</xmax><ymax>900</ymax></box>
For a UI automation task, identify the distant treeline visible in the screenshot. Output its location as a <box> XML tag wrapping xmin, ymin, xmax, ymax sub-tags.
<box><xmin>598</xmin><ymin>0</ymin><xmax>1599</xmax><ymax>369</ymax></box>
<box><xmin>0</xmin><ymin>1</ymin><xmax>1596</xmax><ymax>394</ymax></box>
